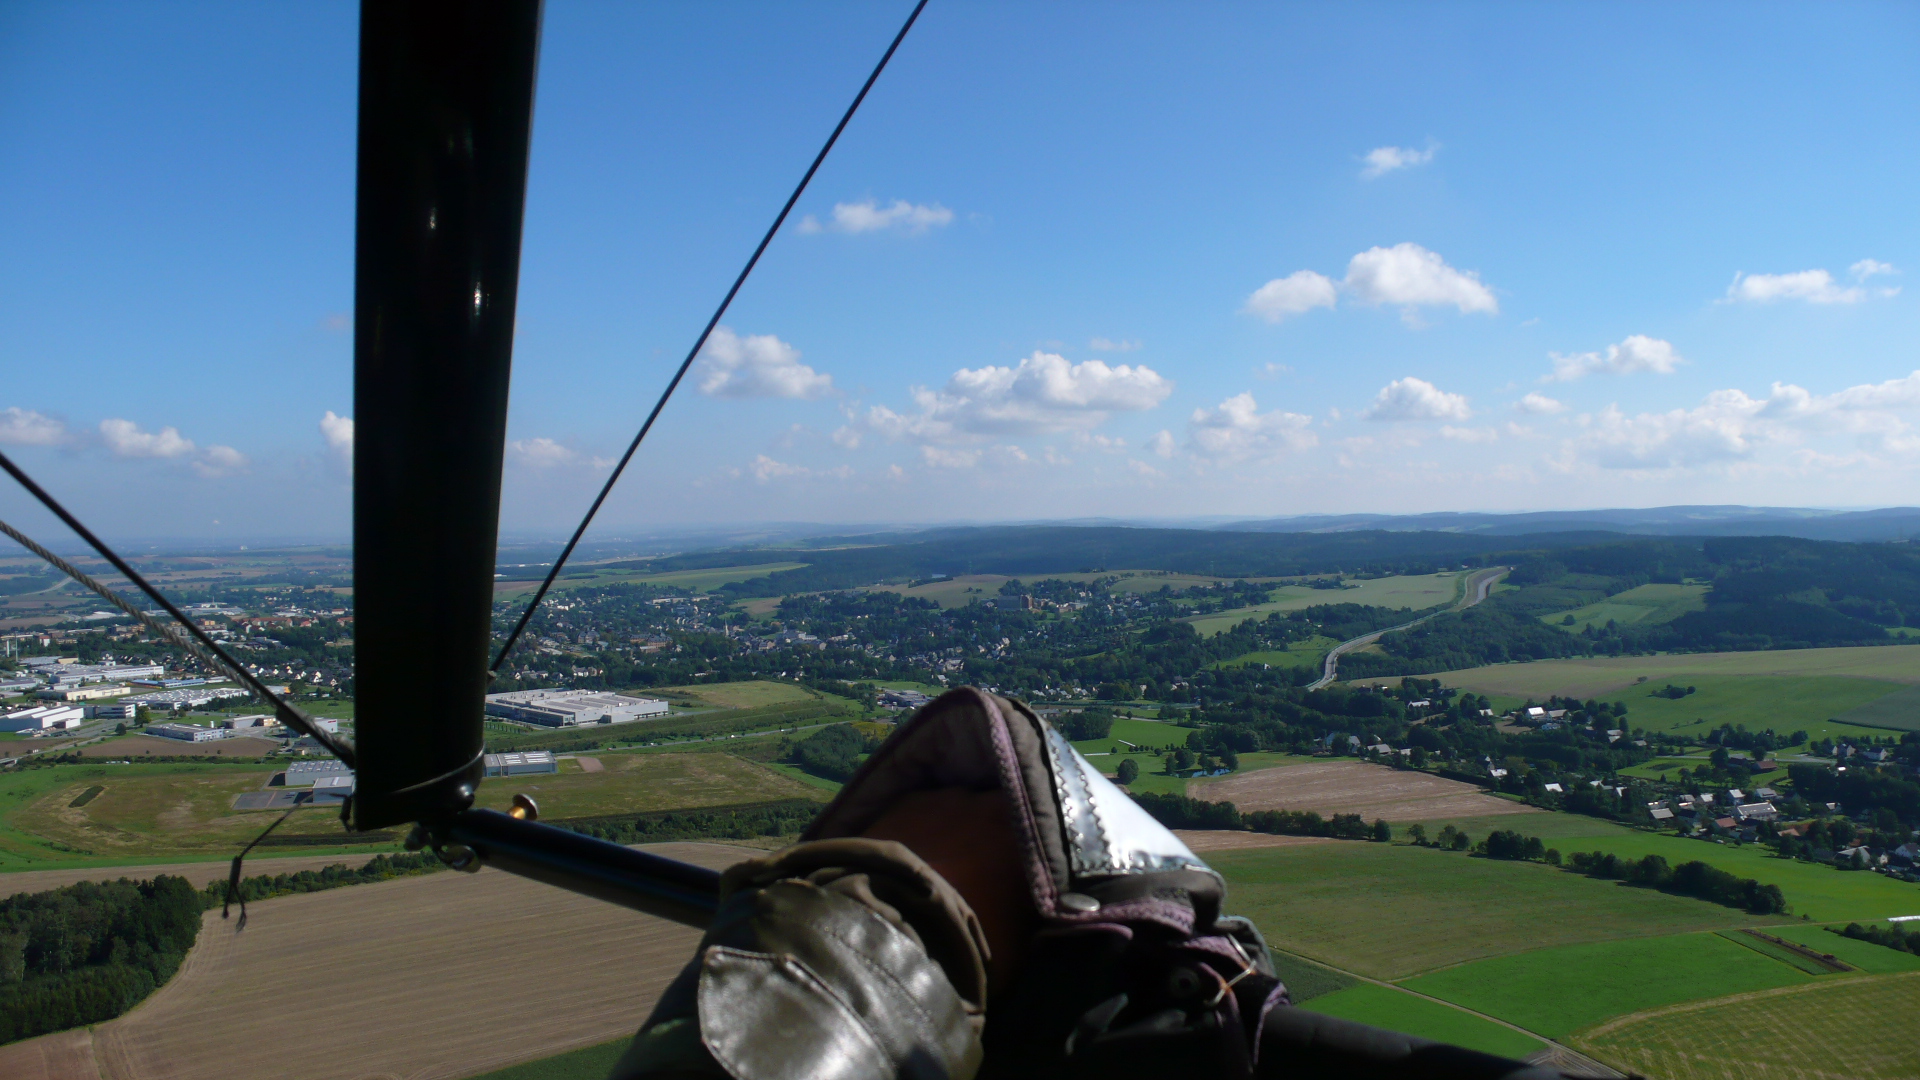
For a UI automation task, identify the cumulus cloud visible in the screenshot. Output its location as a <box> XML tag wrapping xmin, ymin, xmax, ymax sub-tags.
<box><xmin>1515</xmin><ymin>392</ymin><xmax>1568</xmax><ymax>415</ymax></box>
<box><xmin>0</xmin><ymin>408</ymin><xmax>67</xmax><ymax>446</ymax></box>
<box><xmin>508</xmin><ymin>437</ymin><xmax>581</xmax><ymax>468</ymax></box>
<box><xmin>1187</xmin><ymin>393</ymin><xmax>1317</xmax><ymax>462</ymax></box>
<box><xmin>1724</xmin><ymin>261</ymin><xmax>1899</xmax><ymax>305</ymax></box>
<box><xmin>920</xmin><ymin>446</ymin><xmax>980</xmax><ymax>469</ymax></box>
<box><xmin>1440</xmin><ymin>426</ymin><xmax>1498</xmax><ymax>443</ymax></box>
<box><xmin>1245</xmin><ymin>244</ymin><xmax>1496</xmax><ymax>325</ymax></box>
<box><xmin>1343</xmin><ymin>244</ymin><xmax>1498</xmax><ymax>314</ymax></box>
<box><xmin>697</xmin><ymin>328</ymin><xmax>833</xmax><ymax>400</ymax></box>
<box><xmin>798</xmin><ymin>199</ymin><xmax>953</xmax><ymax>236</ymax></box>
<box><xmin>100</xmin><ymin>419</ymin><xmax>195</xmax><ymax>458</ymax></box>
<box><xmin>1364</xmin><ymin>377</ymin><xmax>1472</xmax><ymax>422</ymax></box>
<box><xmin>864</xmin><ymin>351</ymin><xmax>1172</xmax><ymax>445</ymax></box>
<box><xmin>1564</xmin><ymin>369</ymin><xmax>1920</xmax><ymax>470</ymax></box>
<box><xmin>320</xmin><ymin>411</ymin><xmax>354</xmax><ymax>458</ymax></box>
<box><xmin>1148</xmin><ymin>430</ymin><xmax>1176</xmax><ymax>459</ymax></box>
<box><xmin>1127</xmin><ymin>459</ymin><xmax>1163</xmax><ymax>478</ymax></box>
<box><xmin>1089</xmin><ymin>337</ymin><xmax>1142</xmax><ymax>352</ymax></box>
<box><xmin>1359</xmin><ymin>143</ymin><xmax>1437</xmax><ymax>179</ymax></box>
<box><xmin>830</xmin><ymin>425</ymin><xmax>862</xmax><ymax>450</ymax></box>
<box><xmin>193</xmin><ymin>445</ymin><xmax>249</xmax><ymax>477</ymax></box>
<box><xmin>1244</xmin><ymin>271</ymin><xmax>1338</xmax><ymax>323</ymax></box>
<box><xmin>1547</xmin><ymin>335</ymin><xmax>1683</xmax><ymax>382</ymax></box>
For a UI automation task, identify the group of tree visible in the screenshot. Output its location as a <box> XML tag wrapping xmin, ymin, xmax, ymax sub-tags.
<box><xmin>1128</xmin><ymin>792</ymin><xmax>1385</xmax><ymax>841</ymax></box>
<box><xmin>561</xmin><ymin>800</ymin><xmax>823</xmax><ymax>845</ymax></box>
<box><xmin>1834</xmin><ymin>921</ymin><xmax>1920</xmax><ymax>955</ymax></box>
<box><xmin>1564</xmin><ymin>851</ymin><xmax>1788</xmax><ymax>914</ymax></box>
<box><xmin>784</xmin><ymin>723</ymin><xmax>884</xmax><ymax>782</ymax></box>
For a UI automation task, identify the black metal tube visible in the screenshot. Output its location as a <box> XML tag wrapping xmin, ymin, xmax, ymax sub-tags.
<box><xmin>448</xmin><ymin>809</ymin><xmax>725</xmax><ymax>928</ymax></box>
<box><xmin>350</xmin><ymin>0</ymin><xmax>543</xmax><ymax>831</ymax></box>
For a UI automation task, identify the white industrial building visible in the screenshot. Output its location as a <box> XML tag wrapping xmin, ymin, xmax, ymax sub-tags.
<box><xmin>150</xmin><ymin>723</ymin><xmax>229</xmax><ymax>742</ymax></box>
<box><xmin>308</xmin><ymin>773</ymin><xmax>355</xmax><ymax>804</ymax></box>
<box><xmin>284</xmin><ymin>758</ymin><xmax>352</xmax><ymax>787</ymax></box>
<box><xmin>484</xmin><ymin>750</ymin><xmax>557</xmax><ymax>776</ymax></box>
<box><xmin>0</xmin><ymin>705</ymin><xmax>85</xmax><ymax>732</ymax></box>
<box><xmin>484</xmin><ymin>688</ymin><xmax>669</xmax><ymax>728</ymax></box>
<box><xmin>37</xmin><ymin>683</ymin><xmax>132</xmax><ymax>702</ymax></box>
<box><xmin>124</xmin><ymin>686</ymin><xmax>249</xmax><ymax>710</ymax></box>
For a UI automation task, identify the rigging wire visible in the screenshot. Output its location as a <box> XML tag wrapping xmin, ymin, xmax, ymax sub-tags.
<box><xmin>0</xmin><ymin>450</ymin><xmax>354</xmax><ymax>765</ymax></box>
<box><xmin>488</xmin><ymin>0</ymin><xmax>930</xmax><ymax>677</ymax></box>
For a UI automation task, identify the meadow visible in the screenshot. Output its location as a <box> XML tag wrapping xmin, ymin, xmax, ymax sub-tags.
<box><xmin>494</xmin><ymin>561</ymin><xmax>806</xmax><ymax>597</ymax></box>
<box><xmin>1211</xmin><ymin>636</ymin><xmax>1340</xmax><ymax>671</ymax></box>
<box><xmin>1835</xmin><ymin>682</ymin><xmax>1920</xmax><ymax>731</ymax></box>
<box><xmin>1580</xmin><ymin>673</ymin><xmax>1902</xmax><ymax>741</ymax></box>
<box><xmin>653</xmin><ymin>679</ymin><xmax>818</xmax><ymax>709</ymax></box>
<box><xmin>1184</xmin><ymin>572</ymin><xmax>1466</xmax><ymax>637</ymax></box>
<box><xmin>1392</xmin><ymin>811</ymin><xmax>1920</xmax><ymax>924</ymax></box>
<box><xmin>1389</xmin><ymin>643</ymin><xmax>1920</xmax><ymax>698</ymax></box>
<box><xmin>1293</xmin><ymin>982</ymin><xmax>1544</xmax><ymax>1060</ymax></box>
<box><xmin>1209</xmin><ymin>840</ymin><xmax>1784</xmax><ymax>981</ymax></box>
<box><xmin>1537</xmin><ymin>583</ymin><xmax>1706</xmax><ymax>632</ymax></box>
<box><xmin>1398</xmin><ymin>932</ymin><xmax>1814</xmax><ymax>1039</ymax></box>
<box><xmin>1764</xmin><ymin>923</ymin><xmax>1920</xmax><ymax>973</ymax></box>
<box><xmin>1572</xmin><ymin>972</ymin><xmax>1920</xmax><ymax>1080</ymax></box>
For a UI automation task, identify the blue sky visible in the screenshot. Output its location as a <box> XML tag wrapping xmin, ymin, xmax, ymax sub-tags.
<box><xmin>3</xmin><ymin>1</ymin><xmax>1918</xmax><ymax>543</ymax></box>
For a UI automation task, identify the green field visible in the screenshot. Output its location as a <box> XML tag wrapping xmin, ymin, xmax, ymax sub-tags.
<box><xmin>1835</xmin><ymin>682</ymin><xmax>1920</xmax><ymax>731</ymax></box>
<box><xmin>468</xmin><ymin>1037</ymin><xmax>631</xmax><ymax>1080</ymax></box>
<box><xmin>1714</xmin><ymin>929</ymin><xmax>1840</xmax><ymax>975</ymax></box>
<box><xmin>1763</xmin><ymin>923</ymin><xmax>1920</xmax><ymax>974</ymax></box>
<box><xmin>1212</xmin><ymin>637</ymin><xmax>1340</xmax><ymax>671</ymax></box>
<box><xmin>1381</xmin><ymin>643</ymin><xmax>1920</xmax><ymax>699</ymax></box>
<box><xmin>1294</xmin><ymin>983</ymin><xmax>1544</xmax><ymax>1059</ymax></box>
<box><xmin>1539</xmin><ymin>583</ymin><xmax>1707</xmax><ymax>632</ymax></box>
<box><xmin>1185</xmin><ymin>573</ymin><xmax>1464</xmax><ymax>637</ymax></box>
<box><xmin>654</xmin><ymin>680</ymin><xmax>820</xmax><ymax>710</ymax></box>
<box><xmin>1591</xmin><ymin>673</ymin><xmax>1903</xmax><ymax>741</ymax></box>
<box><xmin>1573</xmin><ymin>972</ymin><xmax>1920</xmax><ymax>1080</ymax></box>
<box><xmin>1268</xmin><ymin>949</ymin><xmax>1358</xmax><ymax>1002</ymax></box>
<box><xmin>1210</xmin><ymin>840</ymin><xmax>1786</xmax><ymax>981</ymax></box>
<box><xmin>496</xmin><ymin>561</ymin><xmax>806</xmax><ymax>597</ymax></box>
<box><xmin>1400</xmin><ymin>932</ymin><xmax>1812</xmax><ymax>1039</ymax></box>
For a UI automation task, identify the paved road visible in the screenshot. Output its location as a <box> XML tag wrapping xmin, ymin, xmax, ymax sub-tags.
<box><xmin>1306</xmin><ymin>566</ymin><xmax>1509</xmax><ymax>691</ymax></box>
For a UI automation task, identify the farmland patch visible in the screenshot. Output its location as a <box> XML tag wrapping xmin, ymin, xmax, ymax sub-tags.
<box><xmin>1196</xmin><ymin>761</ymin><xmax>1528</xmax><ymax>821</ymax></box>
<box><xmin>1294</xmin><ymin>983</ymin><xmax>1543</xmax><ymax>1059</ymax></box>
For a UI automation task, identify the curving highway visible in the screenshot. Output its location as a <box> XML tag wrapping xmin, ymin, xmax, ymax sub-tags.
<box><xmin>1306</xmin><ymin>566</ymin><xmax>1509</xmax><ymax>691</ymax></box>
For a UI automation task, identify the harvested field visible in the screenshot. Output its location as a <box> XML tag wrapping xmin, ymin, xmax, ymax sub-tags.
<box><xmin>1362</xmin><ymin>643</ymin><xmax>1920</xmax><ymax>698</ymax></box>
<box><xmin>1172</xmin><ymin>830</ymin><xmax>1337</xmax><ymax>854</ymax></box>
<box><xmin>75</xmin><ymin>735</ymin><xmax>280</xmax><ymax>758</ymax></box>
<box><xmin>0</xmin><ymin>842</ymin><xmax>757</xmax><ymax>1080</ymax></box>
<box><xmin>1195</xmin><ymin>761</ymin><xmax>1532</xmax><ymax>821</ymax></box>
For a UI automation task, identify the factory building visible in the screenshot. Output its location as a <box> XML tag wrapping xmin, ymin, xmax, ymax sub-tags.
<box><xmin>124</xmin><ymin>686</ymin><xmax>249</xmax><ymax>710</ymax></box>
<box><xmin>87</xmin><ymin>703</ymin><xmax>135</xmax><ymax>720</ymax></box>
<box><xmin>149</xmin><ymin>723</ymin><xmax>229</xmax><ymax>742</ymax></box>
<box><xmin>284</xmin><ymin>759</ymin><xmax>352</xmax><ymax>787</ymax></box>
<box><xmin>483</xmin><ymin>750</ymin><xmax>557</xmax><ymax>776</ymax></box>
<box><xmin>0</xmin><ymin>705</ymin><xmax>85</xmax><ymax>732</ymax></box>
<box><xmin>484</xmin><ymin>689</ymin><xmax>669</xmax><ymax>727</ymax></box>
<box><xmin>308</xmin><ymin>773</ymin><xmax>355</xmax><ymax>804</ymax></box>
<box><xmin>37</xmin><ymin>683</ymin><xmax>132</xmax><ymax>702</ymax></box>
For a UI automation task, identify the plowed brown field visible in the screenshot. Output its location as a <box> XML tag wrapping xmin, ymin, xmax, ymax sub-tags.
<box><xmin>1195</xmin><ymin>761</ymin><xmax>1533</xmax><ymax>821</ymax></box>
<box><xmin>0</xmin><ymin>842</ymin><xmax>756</xmax><ymax>1080</ymax></box>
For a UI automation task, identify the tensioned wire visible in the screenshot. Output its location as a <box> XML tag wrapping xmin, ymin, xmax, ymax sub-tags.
<box><xmin>487</xmin><ymin>0</ymin><xmax>931</xmax><ymax>678</ymax></box>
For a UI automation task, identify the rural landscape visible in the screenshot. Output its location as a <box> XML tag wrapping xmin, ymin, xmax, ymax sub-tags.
<box><xmin>2</xmin><ymin>521</ymin><xmax>1918</xmax><ymax>1079</ymax></box>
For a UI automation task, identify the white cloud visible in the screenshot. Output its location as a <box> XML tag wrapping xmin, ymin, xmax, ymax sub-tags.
<box><xmin>1440</xmin><ymin>425</ymin><xmax>1498</xmax><ymax>443</ymax></box>
<box><xmin>1364</xmin><ymin>377</ymin><xmax>1472</xmax><ymax>422</ymax></box>
<box><xmin>320</xmin><ymin>411</ymin><xmax>354</xmax><ymax>458</ymax></box>
<box><xmin>830</xmin><ymin>425</ymin><xmax>862</xmax><ymax>450</ymax></box>
<box><xmin>509</xmin><ymin>437</ymin><xmax>578</xmax><ymax>468</ymax></box>
<box><xmin>1127</xmin><ymin>459</ymin><xmax>1162</xmax><ymax>478</ymax></box>
<box><xmin>1343</xmin><ymin>244</ymin><xmax>1498</xmax><ymax>314</ymax></box>
<box><xmin>866</xmin><ymin>351</ymin><xmax>1172</xmax><ymax>444</ymax></box>
<box><xmin>920</xmin><ymin>446</ymin><xmax>980</xmax><ymax>469</ymax></box>
<box><xmin>1148</xmin><ymin>429</ymin><xmax>1176</xmax><ymax>459</ymax></box>
<box><xmin>100</xmin><ymin>419</ymin><xmax>195</xmax><ymax>459</ymax></box>
<box><xmin>1244</xmin><ymin>271</ymin><xmax>1338</xmax><ymax>323</ymax></box>
<box><xmin>1187</xmin><ymin>393</ymin><xmax>1317</xmax><ymax>462</ymax></box>
<box><xmin>1074</xmin><ymin>432</ymin><xmax>1126</xmax><ymax>452</ymax></box>
<box><xmin>1547</xmin><ymin>335</ymin><xmax>1683</xmax><ymax>382</ymax></box>
<box><xmin>193</xmin><ymin>445</ymin><xmax>249</xmax><ymax>477</ymax></box>
<box><xmin>1515</xmin><ymin>392</ymin><xmax>1568</xmax><ymax>415</ymax></box>
<box><xmin>697</xmin><ymin>327</ymin><xmax>833</xmax><ymax>400</ymax></box>
<box><xmin>1245</xmin><ymin>244</ymin><xmax>1497</xmax><ymax>327</ymax></box>
<box><xmin>0</xmin><ymin>408</ymin><xmax>67</xmax><ymax>446</ymax></box>
<box><xmin>798</xmin><ymin>199</ymin><xmax>953</xmax><ymax>236</ymax></box>
<box><xmin>1089</xmin><ymin>337</ymin><xmax>1142</xmax><ymax>352</ymax></box>
<box><xmin>1724</xmin><ymin>262</ymin><xmax>1899</xmax><ymax>305</ymax></box>
<box><xmin>1359</xmin><ymin>143</ymin><xmax>1437</xmax><ymax>180</ymax></box>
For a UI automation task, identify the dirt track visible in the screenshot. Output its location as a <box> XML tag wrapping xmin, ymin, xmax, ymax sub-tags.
<box><xmin>1195</xmin><ymin>761</ymin><xmax>1534</xmax><ymax>821</ymax></box>
<box><xmin>0</xmin><ymin>842</ymin><xmax>757</xmax><ymax>1080</ymax></box>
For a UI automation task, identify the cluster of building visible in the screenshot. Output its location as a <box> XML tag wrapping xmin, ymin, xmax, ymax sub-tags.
<box><xmin>1646</xmin><ymin>788</ymin><xmax>1781</xmax><ymax>838</ymax></box>
<box><xmin>483</xmin><ymin>688</ymin><xmax>669</xmax><ymax>727</ymax></box>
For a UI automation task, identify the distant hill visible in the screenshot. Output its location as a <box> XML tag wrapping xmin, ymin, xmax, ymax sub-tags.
<box><xmin>1218</xmin><ymin>505</ymin><xmax>1920</xmax><ymax>542</ymax></box>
